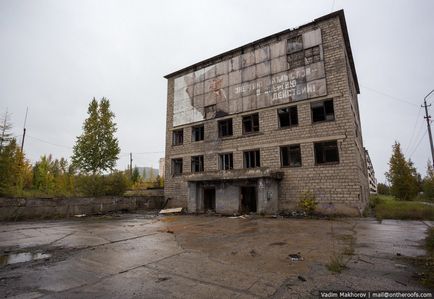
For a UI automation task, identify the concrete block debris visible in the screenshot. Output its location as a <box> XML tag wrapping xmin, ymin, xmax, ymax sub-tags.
<box><xmin>159</xmin><ymin>207</ymin><xmax>183</xmax><ymax>214</ymax></box>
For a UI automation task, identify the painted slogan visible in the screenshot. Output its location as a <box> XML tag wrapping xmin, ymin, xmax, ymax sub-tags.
<box><xmin>173</xmin><ymin>29</ymin><xmax>326</xmax><ymax>127</ymax></box>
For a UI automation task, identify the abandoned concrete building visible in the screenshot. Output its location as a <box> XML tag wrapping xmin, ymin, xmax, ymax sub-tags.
<box><xmin>164</xmin><ymin>10</ymin><xmax>369</xmax><ymax>216</ymax></box>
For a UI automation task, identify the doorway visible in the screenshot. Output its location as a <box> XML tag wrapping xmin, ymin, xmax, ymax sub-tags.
<box><xmin>240</xmin><ymin>186</ymin><xmax>257</xmax><ymax>214</ymax></box>
<box><xmin>203</xmin><ymin>188</ymin><xmax>216</xmax><ymax>212</ymax></box>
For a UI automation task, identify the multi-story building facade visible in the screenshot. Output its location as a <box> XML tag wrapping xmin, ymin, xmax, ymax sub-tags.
<box><xmin>164</xmin><ymin>10</ymin><xmax>369</xmax><ymax>216</ymax></box>
<box><xmin>365</xmin><ymin>149</ymin><xmax>377</xmax><ymax>194</ymax></box>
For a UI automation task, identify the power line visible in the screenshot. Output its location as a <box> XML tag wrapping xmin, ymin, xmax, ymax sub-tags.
<box><xmin>360</xmin><ymin>84</ymin><xmax>418</xmax><ymax>106</ymax></box>
<box><xmin>405</xmin><ymin>107</ymin><xmax>423</xmax><ymax>155</ymax></box>
<box><xmin>27</xmin><ymin>135</ymin><xmax>73</xmax><ymax>149</ymax></box>
<box><xmin>408</xmin><ymin>128</ymin><xmax>428</xmax><ymax>160</ymax></box>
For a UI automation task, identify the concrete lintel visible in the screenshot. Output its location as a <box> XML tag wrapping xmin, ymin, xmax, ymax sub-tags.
<box><xmin>185</xmin><ymin>168</ymin><xmax>284</xmax><ymax>182</ymax></box>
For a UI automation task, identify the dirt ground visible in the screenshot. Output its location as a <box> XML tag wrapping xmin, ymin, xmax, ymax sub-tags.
<box><xmin>0</xmin><ymin>213</ymin><xmax>432</xmax><ymax>298</ymax></box>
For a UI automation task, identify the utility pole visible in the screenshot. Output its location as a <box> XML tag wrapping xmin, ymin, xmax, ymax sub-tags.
<box><xmin>129</xmin><ymin>152</ymin><xmax>133</xmax><ymax>177</ymax></box>
<box><xmin>423</xmin><ymin>90</ymin><xmax>434</xmax><ymax>167</ymax></box>
<box><xmin>21</xmin><ymin>107</ymin><xmax>28</xmax><ymax>152</ymax></box>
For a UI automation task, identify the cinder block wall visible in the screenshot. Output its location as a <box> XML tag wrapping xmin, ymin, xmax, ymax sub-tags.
<box><xmin>164</xmin><ymin>13</ymin><xmax>369</xmax><ymax>216</ymax></box>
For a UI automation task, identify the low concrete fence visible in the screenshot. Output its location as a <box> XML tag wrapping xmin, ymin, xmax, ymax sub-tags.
<box><xmin>0</xmin><ymin>191</ymin><xmax>164</xmax><ymax>221</ymax></box>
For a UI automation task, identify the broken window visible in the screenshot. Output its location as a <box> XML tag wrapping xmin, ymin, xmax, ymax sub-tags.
<box><xmin>287</xmin><ymin>35</ymin><xmax>303</xmax><ymax>54</ymax></box>
<box><xmin>172</xmin><ymin>129</ymin><xmax>183</xmax><ymax>146</ymax></box>
<box><xmin>242</xmin><ymin>113</ymin><xmax>259</xmax><ymax>134</ymax></box>
<box><xmin>304</xmin><ymin>46</ymin><xmax>321</xmax><ymax>65</ymax></box>
<box><xmin>244</xmin><ymin>150</ymin><xmax>260</xmax><ymax>168</ymax></box>
<box><xmin>281</xmin><ymin>145</ymin><xmax>302</xmax><ymax>167</ymax></box>
<box><xmin>314</xmin><ymin>141</ymin><xmax>339</xmax><ymax>164</ymax></box>
<box><xmin>311</xmin><ymin>99</ymin><xmax>334</xmax><ymax>123</ymax></box>
<box><xmin>192</xmin><ymin>125</ymin><xmax>204</xmax><ymax>142</ymax></box>
<box><xmin>219</xmin><ymin>153</ymin><xmax>233</xmax><ymax>170</ymax></box>
<box><xmin>278</xmin><ymin>106</ymin><xmax>298</xmax><ymax>128</ymax></box>
<box><xmin>191</xmin><ymin>155</ymin><xmax>204</xmax><ymax>173</ymax></box>
<box><xmin>204</xmin><ymin>105</ymin><xmax>216</xmax><ymax>119</ymax></box>
<box><xmin>172</xmin><ymin>158</ymin><xmax>183</xmax><ymax>175</ymax></box>
<box><xmin>218</xmin><ymin>118</ymin><xmax>233</xmax><ymax>137</ymax></box>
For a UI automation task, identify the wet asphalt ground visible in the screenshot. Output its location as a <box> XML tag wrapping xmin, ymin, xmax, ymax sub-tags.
<box><xmin>0</xmin><ymin>213</ymin><xmax>432</xmax><ymax>298</ymax></box>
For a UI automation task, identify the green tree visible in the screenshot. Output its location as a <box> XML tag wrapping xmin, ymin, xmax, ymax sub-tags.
<box><xmin>33</xmin><ymin>155</ymin><xmax>55</xmax><ymax>193</ymax></box>
<box><xmin>131</xmin><ymin>166</ymin><xmax>140</xmax><ymax>183</ymax></box>
<box><xmin>377</xmin><ymin>183</ymin><xmax>390</xmax><ymax>195</ymax></box>
<box><xmin>385</xmin><ymin>141</ymin><xmax>419</xmax><ymax>200</ymax></box>
<box><xmin>423</xmin><ymin>161</ymin><xmax>434</xmax><ymax>201</ymax></box>
<box><xmin>72</xmin><ymin>98</ymin><xmax>120</xmax><ymax>174</ymax></box>
<box><xmin>0</xmin><ymin>138</ymin><xmax>31</xmax><ymax>196</ymax></box>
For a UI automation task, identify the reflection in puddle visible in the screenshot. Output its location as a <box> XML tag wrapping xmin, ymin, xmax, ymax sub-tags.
<box><xmin>0</xmin><ymin>252</ymin><xmax>51</xmax><ymax>266</ymax></box>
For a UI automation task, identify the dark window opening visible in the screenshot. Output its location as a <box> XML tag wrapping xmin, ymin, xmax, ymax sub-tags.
<box><xmin>172</xmin><ymin>129</ymin><xmax>183</xmax><ymax>146</ymax></box>
<box><xmin>314</xmin><ymin>141</ymin><xmax>339</xmax><ymax>164</ymax></box>
<box><xmin>244</xmin><ymin>150</ymin><xmax>260</xmax><ymax>168</ymax></box>
<box><xmin>192</xmin><ymin>125</ymin><xmax>204</xmax><ymax>142</ymax></box>
<box><xmin>219</xmin><ymin>153</ymin><xmax>233</xmax><ymax>170</ymax></box>
<box><xmin>281</xmin><ymin>145</ymin><xmax>302</xmax><ymax>167</ymax></box>
<box><xmin>311</xmin><ymin>99</ymin><xmax>335</xmax><ymax>123</ymax></box>
<box><xmin>172</xmin><ymin>158</ymin><xmax>183</xmax><ymax>175</ymax></box>
<box><xmin>191</xmin><ymin>155</ymin><xmax>204</xmax><ymax>173</ymax></box>
<box><xmin>218</xmin><ymin>119</ymin><xmax>233</xmax><ymax>137</ymax></box>
<box><xmin>242</xmin><ymin>113</ymin><xmax>259</xmax><ymax>134</ymax></box>
<box><xmin>278</xmin><ymin>106</ymin><xmax>298</xmax><ymax>128</ymax></box>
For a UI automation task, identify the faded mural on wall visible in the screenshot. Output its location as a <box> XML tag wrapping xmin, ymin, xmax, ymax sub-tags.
<box><xmin>173</xmin><ymin>29</ymin><xmax>327</xmax><ymax>127</ymax></box>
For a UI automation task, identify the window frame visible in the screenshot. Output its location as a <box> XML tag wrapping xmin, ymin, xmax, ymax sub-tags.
<box><xmin>191</xmin><ymin>155</ymin><xmax>204</xmax><ymax>173</ymax></box>
<box><xmin>311</xmin><ymin>99</ymin><xmax>335</xmax><ymax>123</ymax></box>
<box><xmin>278</xmin><ymin>106</ymin><xmax>299</xmax><ymax>128</ymax></box>
<box><xmin>172</xmin><ymin>129</ymin><xmax>184</xmax><ymax>146</ymax></box>
<box><xmin>172</xmin><ymin>158</ymin><xmax>183</xmax><ymax>176</ymax></box>
<box><xmin>280</xmin><ymin>144</ymin><xmax>302</xmax><ymax>167</ymax></box>
<box><xmin>314</xmin><ymin>140</ymin><xmax>340</xmax><ymax>165</ymax></box>
<box><xmin>218</xmin><ymin>118</ymin><xmax>233</xmax><ymax>138</ymax></box>
<box><xmin>243</xmin><ymin>150</ymin><xmax>261</xmax><ymax>169</ymax></box>
<box><xmin>242</xmin><ymin>113</ymin><xmax>260</xmax><ymax>135</ymax></box>
<box><xmin>192</xmin><ymin>125</ymin><xmax>204</xmax><ymax>142</ymax></box>
<box><xmin>219</xmin><ymin>153</ymin><xmax>234</xmax><ymax>170</ymax></box>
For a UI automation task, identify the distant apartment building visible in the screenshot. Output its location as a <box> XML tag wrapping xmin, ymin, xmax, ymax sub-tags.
<box><xmin>159</xmin><ymin>158</ymin><xmax>165</xmax><ymax>178</ymax></box>
<box><xmin>164</xmin><ymin>10</ymin><xmax>369</xmax><ymax>216</ymax></box>
<box><xmin>365</xmin><ymin>149</ymin><xmax>377</xmax><ymax>194</ymax></box>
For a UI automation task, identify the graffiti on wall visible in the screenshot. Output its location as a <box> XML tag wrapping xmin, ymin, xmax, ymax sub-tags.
<box><xmin>173</xmin><ymin>29</ymin><xmax>327</xmax><ymax>127</ymax></box>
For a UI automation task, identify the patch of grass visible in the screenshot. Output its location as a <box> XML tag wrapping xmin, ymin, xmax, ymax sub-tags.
<box><xmin>427</xmin><ymin>227</ymin><xmax>434</xmax><ymax>254</ymax></box>
<box><xmin>326</xmin><ymin>254</ymin><xmax>347</xmax><ymax>273</ymax></box>
<box><xmin>375</xmin><ymin>200</ymin><xmax>434</xmax><ymax>221</ymax></box>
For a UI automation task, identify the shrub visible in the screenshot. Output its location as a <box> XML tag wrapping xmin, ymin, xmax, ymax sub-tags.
<box><xmin>76</xmin><ymin>175</ymin><xmax>106</xmax><ymax>196</ymax></box>
<box><xmin>77</xmin><ymin>172</ymin><xmax>130</xmax><ymax>197</ymax></box>
<box><xmin>105</xmin><ymin>171</ymin><xmax>130</xmax><ymax>196</ymax></box>
<box><xmin>298</xmin><ymin>191</ymin><xmax>317</xmax><ymax>215</ymax></box>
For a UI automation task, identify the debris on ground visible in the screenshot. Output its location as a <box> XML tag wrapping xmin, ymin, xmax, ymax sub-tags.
<box><xmin>396</xmin><ymin>252</ymin><xmax>402</xmax><ymax>256</ymax></box>
<box><xmin>297</xmin><ymin>275</ymin><xmax>306</xmax><ymax>282</ymax></box>
<box><xmin>155</xmin><ymin>277</ymin><xmax>171</xmax><ymax>283</ymax></box>
<box><xmin>166</xmin><ymin>230</ymin><xmax>174</xmax><ymax>234</ymax></box>
<box><xmin>159</xmin><ymin>208</ymin><xmax>182</xmax><ymax>214</ymax></box>
<box><xmin>228</xmin><ymin>215</ymin><xmax>249</xmax><ymax>219</ymax></box>
<box><xmin>249</xmin><ymin>249</ymin><xmax>257</xmax><ymax>257</ymax></box>
<box><xmin>269</xmin><ymin>242</ymin><xmax>286</xmax><ymax>246</ymax></box>
<box><xmin>74</xmin><ymin>214</ymin><xmax>86</xmax><ymax>218</ymax></box>
<box><xmin>288</xmin><ymin>253</ymin><xmax>304</xmax><ymax>261</ymax></box>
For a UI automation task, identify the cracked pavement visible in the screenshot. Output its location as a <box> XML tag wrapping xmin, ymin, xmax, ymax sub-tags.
<box><xmin>0</xmin><ymin>214</ymin><xmax>432</xmax><ymax>298</ymax></box>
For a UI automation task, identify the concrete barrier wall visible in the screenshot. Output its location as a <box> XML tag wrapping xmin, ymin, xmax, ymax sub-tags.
<box><xmin>0</xmin><ymin>192</ymin><xmax>164</xmax><ymax>221</ymax></box>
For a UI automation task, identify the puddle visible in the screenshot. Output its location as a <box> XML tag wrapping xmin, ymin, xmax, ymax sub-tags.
<box><xmin>0</xmin><ymin>252</ymin><xmax>51</xmax><ymax>267</ymax></box>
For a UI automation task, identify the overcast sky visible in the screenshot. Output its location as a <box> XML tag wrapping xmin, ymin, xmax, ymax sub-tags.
<box><xmin>1</xmin><ymin>0</ymin><xmax>434</xmax><ymax>182</ymax></box>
